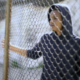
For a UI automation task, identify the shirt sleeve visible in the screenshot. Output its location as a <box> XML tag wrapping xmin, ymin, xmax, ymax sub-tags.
<box><xmin>27</xmin><ymin>36</ymin><xmax>43</xmax><ymax>59</ymax></box>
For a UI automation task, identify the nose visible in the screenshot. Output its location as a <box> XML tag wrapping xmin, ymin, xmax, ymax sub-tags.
<box><xmin>50</xmin><ymin>19</ymin><xmax>54</xmax><ymax>25</ymax></box>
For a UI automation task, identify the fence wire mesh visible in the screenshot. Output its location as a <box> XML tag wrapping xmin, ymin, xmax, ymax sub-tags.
<box><xmin>0</xmin><ymin>0</ymin><xmax>6</xmax><ymax>80</ymax></box>
<box><xmin>0</xmin><ymin>0</ymin><xmax>80</xmax><ymax>80</ymax></box>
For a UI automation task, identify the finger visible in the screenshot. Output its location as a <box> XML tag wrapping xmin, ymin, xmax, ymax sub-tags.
<box><xmin>1</xmin><ymin>39</ymin><xmax>5</xmax><ymax>43</ymax></box>
<box><xmin>1</xmin><ymin>44</ymin><xmax>4</xmax><ymax>48</ymax></box>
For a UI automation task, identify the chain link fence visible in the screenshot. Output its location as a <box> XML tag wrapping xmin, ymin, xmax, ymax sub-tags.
<box><xmin>0</xmin><ymin>0</ymin><xmax>6</xmax><ymax>80</ymax></box>
<box><xmin>0</xmin><ymin>0</ymin><xmax>80</xmax><ymax>80</ymax></box>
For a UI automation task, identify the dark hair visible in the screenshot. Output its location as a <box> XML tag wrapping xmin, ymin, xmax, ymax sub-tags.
<box><xmin>48</xmin><ymin>5</ymin><xmax>59</xmax><ymax>22</ymax></box>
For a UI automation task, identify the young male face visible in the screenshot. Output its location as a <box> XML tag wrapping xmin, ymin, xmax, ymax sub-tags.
<box><xmin>49</xmin><ymin>10</ymin><xmax>63</xmax><ymax>36</ymax></box>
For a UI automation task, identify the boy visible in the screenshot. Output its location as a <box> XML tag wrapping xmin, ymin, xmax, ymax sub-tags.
<box><xmin>2</xmin><ymin>4</ymin><xmax>80</xmax><ymax>80</ymax></box>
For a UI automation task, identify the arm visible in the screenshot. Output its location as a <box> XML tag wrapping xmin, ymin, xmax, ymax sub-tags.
<box><xmin>2</xmin><ymin>37</ymin><xmax>43</xmax><ymax>59</ymax></box>
<box><xmin>27</xmin><ymin>36</ymin><xmax>44</xmax><ymax>59</ymax></box>
<box><xmin>27</xmin><ymin>44</ymin><xmax>42</xmax><ymax>59</ymax></box>
<box><xmin>10</xmin><ymin>43</ymin><xmax>42</xmax><ymax>59</ymax></box>
<box><xmin>9</xmin><ymin>45</ymin><xmax>27</xmax><ymax>57</ymax></box>
<box><xmin>2</xmin><ymin>39</ymin><xmax>27</xmax><ymax>57</ymax></box>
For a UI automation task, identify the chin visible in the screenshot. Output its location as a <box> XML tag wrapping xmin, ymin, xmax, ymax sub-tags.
<box><xmin>52</xmin><ymin>29</ymin><xmax>57</xmax><ymax>32</ymax></box>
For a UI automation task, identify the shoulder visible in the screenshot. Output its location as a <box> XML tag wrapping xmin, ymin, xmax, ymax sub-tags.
<box><xmin>40</xmin><ymin>32</ymin><xmax>56</xmax><ymax>42</ymax></box>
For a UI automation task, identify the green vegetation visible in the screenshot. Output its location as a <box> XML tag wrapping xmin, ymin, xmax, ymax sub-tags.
<box><xmin>11</xmin><ymin>60</ymin><xmax>43</xmax><ymax>70</ymax></box>
<box><xmin>28</xmin><ymin>64</ymin><xmax>43</xmax><ymax>70</ymax></box>
<box><xmin>11</xmin><ymin>60</ymin><xmax>21</xmax><ymax>68</ymax></box>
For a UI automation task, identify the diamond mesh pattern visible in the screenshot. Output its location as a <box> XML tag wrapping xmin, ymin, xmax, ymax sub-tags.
<box><xmin>2</xmin><ymin>0</ymin><xmax>80</xmax><ymax>80</ymax></box>
<box><xmin>0</xmin><ymin>0</ymin><xmax>6</xmax><ymax>80</ymax></box>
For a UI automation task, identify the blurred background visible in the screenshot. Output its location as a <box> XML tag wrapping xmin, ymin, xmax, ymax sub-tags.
<box><xmin>0</xmin><ymin>0</ymin><xmax>80</xmax><ymax>80</ymax></box>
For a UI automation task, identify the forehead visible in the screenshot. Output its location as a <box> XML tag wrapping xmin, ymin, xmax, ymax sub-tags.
<box><xmin>50</xmin><ymin>10</ymin><xmax>61</xmax><ymax>17</ymax></box>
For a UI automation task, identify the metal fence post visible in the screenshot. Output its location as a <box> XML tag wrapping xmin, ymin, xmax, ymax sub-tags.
<box><xmin>3</xmin><ymin>0</ymin><xmax>12</xmax><ymax>80</ymax></box>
